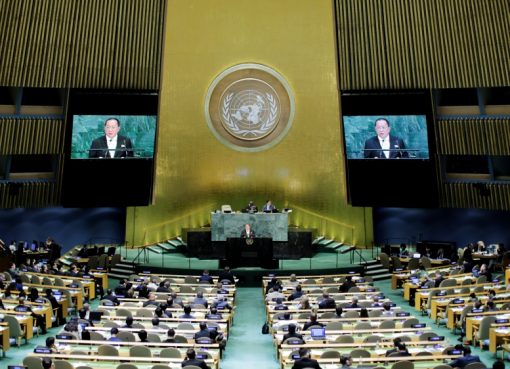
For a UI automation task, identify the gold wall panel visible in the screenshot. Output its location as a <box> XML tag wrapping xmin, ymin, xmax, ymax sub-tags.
<box><xmin>335</xmin><ymin>0</ymin><xmax>510</xmax><ymax>89</ymax></box>
<box><xmin>126</xmin><ymin>0</ymin><xmax>372</xmax><ymax>247</ymax></box>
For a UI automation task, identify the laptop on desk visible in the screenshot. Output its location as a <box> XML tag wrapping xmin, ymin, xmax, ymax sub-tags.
<box><xmin>310</xmin><ymin>327</ymin><xmax>326</xmax><ymax>340</ymax></box>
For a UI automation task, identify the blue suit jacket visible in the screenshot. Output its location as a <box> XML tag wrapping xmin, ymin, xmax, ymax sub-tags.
<box><xmin>448</xmin><ymin>355</ymin><xmax>482</xmax><ymax>368</ymax></box>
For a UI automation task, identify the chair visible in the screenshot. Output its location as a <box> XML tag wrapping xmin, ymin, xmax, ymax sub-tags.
<box><xmin>407</xmin><ymin>258</ymin><xmax>420</xmax><ymax>270</ymax></box>
<box><xmin>348</xmin><ymin>286</ymin><xmax>360</xmax><ymax>293</ymax></box>
<box><xmin>147</xmin><ymin>333</ymin><xmax>161</xmax><ymax>342</ymax></box>
<box><xmin>350</xmin><ymin>349</ymin><xmax>371</xmax><ymax>358</ymax></box>
<box><xmin>322</xmin><ymin>277</ymin><xmax>335</xmax><ymax>283</ymax></box>
<box><xmin>132</xmin><ymin>323</ymin><xmax>145</xmax><ymax>329</ymax></box>
<box><xmin>476</xmin><ymin>275</ymin><xmax>487</xmax><ymax>284</ymax></box>
<box><xmin>160</xmin><ymin>347</ymin><xmax>183</xmax><ymax>358</ymax></box>
<box><xmin>335</xmin><ymin>335</ymin><xmax>354</xmax><ymax>343</ymax></box>
<box><xmin>402</xmin><ymin>318</ymin><xmax>419</xmax><ymax>328</ymax></box>
<box><xmin>130</xmin><ymin>345</ymin><xmax>152</xmax><ymax>357</ymax></box>
<box><xmin>31</xmin><ymin>275</ymin><xmax>41</xmax><ymax>284</ymax></box>
<box><xmin>182</xmin><ymin>366</ymin><xmax>202</xmax><ymax>369</ymax></box>
<box><xmin>473</xmin><ymin>315</ymin><xmax>497</xmax><ymax>347</ymax></box>
<box><xmin>282</xmin><ymin>337</ymin><xmax>305</xmax><ymax>345</ymax></box>
<box><xmin>391</xmin><ymin>361</ymin><xmax>414</xmax><ymax>369</ymax></box>
<box><xmin>391</xmin><ymin>256</ymin><xmax>403</xmax><ymax>270</ymax></box>
<box><xmin>461</xmin><ymin>279</ymin><xmax>472</xmax><ymax>286</ymax></box>
<box><xmin>415</xmin><ymin>351</ymin><xmax>433</xmax><ymax>356</ymax></box>
<box><xmin>433</xmin><ymin>365</ymin><xmax>453</xmax><ymax>369</ymax></box>
<box><xmin>439</xmin><ymin>279</ymin><xmax>457</xmax><ymax>288</ymax></box>
<box><xmin>320</xmin><ymin>312</ymin><xmax>336</xmax><ymax>318</ymax></box>
<box><xmin>302</xmin><ymin>279</ymin><xmax>316</xmax><ymax>285</ymax></box>
<box><xmin>325</xmin><ymin>321</ymin><xmax>343</xmax><ymax>331</ymax></box>
<box><xmin>98</xmin><ymin>254</ymin><xmax>109</xmax><ymax>269</ymax></box>
<box><xmin>420</xmin><ymin>256</ymin><xmax>432</xmax><ymax>269</ymax></box>
<box><xmin>363</xmin><ymin>335</ymin><xmax>382</xmax><ymax>343</ymax></box>
<box><xmin>177</xmin><ymin>322</ymin><xmax>195</xmax><ymax>330</ymax></box>
<box><xmin>379</xmin><ymin>320</ymin><xmax>396</xmax><ymax>329</ymax></box>
<box><xmin>494</xmin><ymin>251</ymin><xmax>510</xmax><ymax>272</ymax></box>
<box><xmin>117</xmin><ymin>331</ymin><xmax>136</xmax><ymax>342</ymax></box>
<box><xmin>396</xmin><ymin>335</ymin><xmax>412</xmax><ymax>342</ymax></box>
<box><xmin>116</xmin><ymin>308</ymin><xmax>132</xmax><ymax>317</ymax></box>
<box><xmin>343</xmin><ymin>310</ymin><xmax>359</xmax><ymax>318</ymax></box>
<box><xmin>23</xmin><ymin>357</ymin><xmax>43</xmax><ymax>369</ymax></box>
<box><xmin>98</xmin><ymin>344</ymin><xmax>119</xmax><ymax>356</ymax></box>
<box><xmin>87</xmin><ymin>255</ymin><xmax>99</xmax><ymax>269</ymax></box>
<box><xmin>89</xmin><ymin>331</ymin><xmax>105</xmax><ymax>340</ymax></box>
<box><xmin>70</xmin><ymin>350</ymin><xmax>88</xmax><ymax>355</ymax></box>
<box><xmin>152</xmin><ymin>366</ymin><xmax>172</xmax><ymax>369</ymax></box>
<box><xmin>103</xmin><ymin>321</ymin><xmax>119</xmax><ymax>328</ymax></box>
<box><xmin>320</xmin><ymin>350</ymin><xmax>341</xmax><ymax>359</ymax></box>
<box><xmin>179</xmin><ymin>285</ymin><xmax>194</xmax><ymax>293</ymax></box>
<box><xmin>455</xmin><ymin>304</ymin><xmax>474</xmax><ymax>334</ymax></box>
<box><xmin>136</xmin><ymin>308</ymin><xmax>153</xmax><ymax>317</ymax></box>
<box><xmin>174</xmin><ymin>335</ymin><xmax>188</xmax><ymax>343</ymax></box>
<box><xmin>5</xmin><ymin>314</ymin><xmax>27</xmax><ymax>346</ymax></box>
<box><xmin>184</xmin><ymin>276</ymin><xmax>197</xmax><ymax>284</ymax></box>
<box><xmin>463</xmin><ymin>364</ymin><xmax>486</xmax><ymax>369</ymax></box>
<box><xmin>369</xmin><ymin>310</ymin><xmax>382</xmax><ymax>317</ymax></box>
<box><xmin>473</xmin><ymin>286</ymin><xmax>485</xmax><ymax>293</ymax></box>
<box><xmin>42</xmin><ymin>276</ymin><xmax>53</xmax><ymax>285</ymax></box>
<box><xmin>55</xmin><ymin>361</ymin><xmax>75</xmax><ymax>369</ymax></box>
<box><xmin>76</xmin><ymin>367</ymin><xmax>94</xmax><ymax>369</ymax></box>
<box><xmin>117</xmin><ymin>365</ymin><xmax>138</xmax><ymax>369</ymax></box>
<box><xmin>419</xmin><ymin>332</ymin><xmax>438</xmax><ymax>341</ymax></box>
<box><xmin>110</xmin><ymin>253</ymin><xmax>122</xmax><ymax>268</ymax></box>
<box><xmin>379</xmin><ymin>253</ymin><xmax>391</xmax><ymax>270</ymax></box>
<box><xmin>354</xmin><ymin>322</ymin><xmax>372</xmax><ymax>330</ymax></box>
<box><xmin>53</xmin><ymin>277</ymin><xmax>65</xmax><ymax>287</ymax></box>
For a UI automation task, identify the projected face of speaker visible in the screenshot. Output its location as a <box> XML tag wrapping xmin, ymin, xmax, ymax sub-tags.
<box><xmin>374</xmin><ymin>119</ymin><xmax>390</xmax><ymax>140</ymax></box>
<box><xmin>104</xmin><ymin>119</ymin><xmax>120</xmax><ymax>139</ymax></box>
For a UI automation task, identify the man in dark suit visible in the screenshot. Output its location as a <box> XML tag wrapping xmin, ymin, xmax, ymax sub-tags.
<box><xmin>292</xmin><ymin>348</ymin><xmax>323</xmax><ymax>369</ymax></box>
<box><xmin>363</xmin><ymin>118</ymin><xmax>408</xmax><ymax>159</ymax></box>
<box><xmin>240</xmin><ymin>223</ymin><xmax>255</xmax><ymax>239</ymax></box>
<box><xmin>88</xmin><ymin>117</ymin><xmax>134</xmax><ymax>158</ymax></box>
<box><xmin>181</xmin><ymin>348</ymin><xmax>210</xmax><ymax>369</ymax></box>
<box><xmin>448</xmin><ymin>346</ymin><xmax>483</xmax><ymax>369</ymax></box>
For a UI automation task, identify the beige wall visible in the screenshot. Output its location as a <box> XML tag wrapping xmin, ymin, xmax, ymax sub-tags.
<box><xmin>126</xmin><ymin>0</ymin><xmax>372</xmax><ymax>247</ymax></box>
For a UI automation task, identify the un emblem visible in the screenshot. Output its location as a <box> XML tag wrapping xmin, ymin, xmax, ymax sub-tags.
<box><xmin>205</xmin><ymin>64</ymin><xmax>295</xmax><ymax>151</ymax></box>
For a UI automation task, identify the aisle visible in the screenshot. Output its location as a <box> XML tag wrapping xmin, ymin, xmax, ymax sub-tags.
<box><xmin>221</xmin><ymin>287</ymin><xmax>279</xmax><ymax>369</ymax></box>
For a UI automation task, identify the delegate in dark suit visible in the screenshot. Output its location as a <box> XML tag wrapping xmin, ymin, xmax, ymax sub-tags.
<box><xmin>292</xmin><ymin>357</ymin><xmax>322</xmax><ymax>369</ymax></box>
<box><xmin>363</xmin><ymin>135</ymin><xmax>408</xmax><ymax>158</ymax></box>
<box><xmin>88</xmin><ymin>135</ymin><xmax>134</xmax><ymax>158</ymax></box>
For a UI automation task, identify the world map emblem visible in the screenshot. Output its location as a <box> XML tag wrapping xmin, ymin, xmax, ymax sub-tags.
<box><xmin>205</xmin><ymin>64</ymin><xmax>295</xmax><ymax>151</ymax></box>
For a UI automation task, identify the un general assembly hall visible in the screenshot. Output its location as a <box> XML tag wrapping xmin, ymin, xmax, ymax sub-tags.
<box><xmin>0</xmin><ymin>1</ymin><xmax>509</xmax><ymax>369</ymax></box>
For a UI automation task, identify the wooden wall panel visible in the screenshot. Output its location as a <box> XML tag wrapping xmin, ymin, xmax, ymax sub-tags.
<box><xmin>0</xmin><ymin>0</ymin><xmax>165</xmax><ymax>89</ymax></box>
<box><xmin>437</xmin><ymin>118</ymin><xmax>510</xmax><ymax>156</ymax></box>
<box><xmin>0</xmin><ymin>118</ymin><xmax>63</xmax><ymax>155</ymax></box>
<box><xmin>335</xmin><ymin>0</ymin><xmax>510</xmax><ymax>89</ymax></box>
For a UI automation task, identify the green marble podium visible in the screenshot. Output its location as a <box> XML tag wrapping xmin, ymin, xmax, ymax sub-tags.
<box><xmin>211</xmin><ymin>212</ymin><xmax>289</xmax><ymax>241</ymax></box>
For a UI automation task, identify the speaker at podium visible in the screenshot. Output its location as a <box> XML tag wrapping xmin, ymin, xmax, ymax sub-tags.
<box><xmin>225</xmin><ymin>237</ymin><xmax>278</xmax><ymax>269</ymax></box>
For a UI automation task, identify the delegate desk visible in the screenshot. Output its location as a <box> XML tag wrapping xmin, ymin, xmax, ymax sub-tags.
<box><xmin>29</xmin><ymin>353</ymin><xmax>218</xmax><ymax>369</ymax></box>
<box><xmin>281</xmin><ymin>355</ymin><xmax>462</xmax><ymax>369</ymax></box>
<box><xmin>54</xmin><ymin>339</ymin><xmax>221</xmax><ymax>360</ymax></box>
<box><xmin>0</xmin><ymin>323</ymin><xmax>9</xmax><ymax>356</ymax></box>
<box><xmin>211</xmin><ymin>212</ymin><xmax>288</xmax><ymax>241</ymax></box>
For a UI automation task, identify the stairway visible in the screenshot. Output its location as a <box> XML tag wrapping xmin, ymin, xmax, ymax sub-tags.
<box><xmin>145</xmin><ymin>238</ymin><xmax>187</xmax><ymax>255</ymax></box>
<box><xmin>363</xmin><ymin>259</ymin><xmax>391</xmax><ymax>281</ymax></box>
<box><xmin>109</xmin><ymin>259</ymin><xmax>137</xmax><ymax>280</ymax></box>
